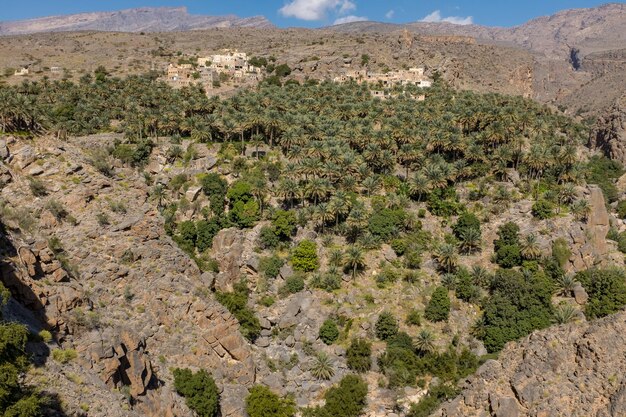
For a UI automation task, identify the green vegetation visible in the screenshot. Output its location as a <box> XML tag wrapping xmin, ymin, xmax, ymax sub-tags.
<box><xmin>575</xmin><ymin>268</ymin><xmax>626</xmax><ymax>319</ymax></box>
<box><xmin>245</xmin><ymin>385</ymin><xmax>296</xmax><ymax>417</ymax></box>
<box><xmin>305</xmin><ymin>375</ymin><xmax>368</xmax><ymax>417</ymax></box>
<box><xmin>424</xmin><ymin>287</ymin><xmax>451</xmax><ymax>322</ymax></box>
<box><xmin>346</xmin><ymin>338</ymin><xmax>372</xmax><ymax>373</ymax></box>
<box><xmin>291</xmin><ymin>240</ymin><xmax>319</xmax><ymax>272</ymax></box>
<box><xmin>215</xmin><ymin>280</ymin><xmax>260</xmax><ymax>341</ymax></box>
<box><xmin>173</xmin><ymin>368</ymin><xmax>220</xmax><ymax>417</ymax></box>
<box><xmin>375</xmin><ymin>311</ymin><xmax>399</xmax><ymax>341</ymax></box>
<box><xmin>319</xmin><ymin>319</ymin><xmax>340</xmax><ymax>345</ymax></box>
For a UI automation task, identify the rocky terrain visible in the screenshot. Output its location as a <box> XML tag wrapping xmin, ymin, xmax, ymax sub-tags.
<box><xmin>0</xmin><ymin>7</ymin><xmax>274</xmax><ymax>35</ymax></box>
<box><xmin>434</xmin><ymin>308</ymin><xmax>626</xmax><ymax>417</ymax></box>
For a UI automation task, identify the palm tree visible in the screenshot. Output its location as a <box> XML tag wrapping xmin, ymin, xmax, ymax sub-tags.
<box><xmin>310</xmin><ymin>352</ymin><xmax>335</xmax><ymax>380</ymax></box>
<box><xmin>552</xmin><ymin>303</ymin><xmax>578</xmax><ymax>324</ymax></box>
<box><xmin>434</xmin><ymin>243</ymin><xmax>459</xmax><ymax>273</ymax></box>
<box><xmin>414</xmin><ymin>329</ymin><xmax>436</xmax><ymax>355</ymax></box>
<box><xmin>458</xmin><ymin>228</ymin><xmax>481</xmax><ymax>254</ymax></box>
<box><xmin>344</xmin><ymin>245</ymin><xmax>365</xmax><ymax>279</ymax></box>
<box><xmin>556</xmin><ymin>274</ymin><xmax>577</xmax><ymax>297</ymax></box>
<box><xmin>151</xmin><ymin>184</ymin><xmax>165</xmax><ymax>210</ymax></box>
<box><xmin>520</xmin><ymin>233</ymin><xmax>542</xmax><ymax>260</ymax></box>
<box><xmin>409</xmin><ymin>173</ymin><xmax>430</xmax><ymax>202</ymax></box>
<box><xmin>571</xmin><ymin>199</ymin><xmax>590</xmax><ymax>222</ymax></box>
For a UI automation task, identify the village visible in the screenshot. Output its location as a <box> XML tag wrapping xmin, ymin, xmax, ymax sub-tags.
<box><xmin>8</xmin><ymin>48</ymin><xmax>433</xmax><ymax>100</ymax></box>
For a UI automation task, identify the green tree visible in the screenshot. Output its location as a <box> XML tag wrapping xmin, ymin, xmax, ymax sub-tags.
<box><xmin>346</xmin><ymin>338</ymin><xmax>372</xmax><ymax>373</ymax></box>
<box><xmin>245</xmin><ymin>385</ymin><xmax>296</xmax><ymax>417</ymax></box>
<box><xmin>201</xmin><ymin>173</ymin><xmax>228</xmax><ymax>214</ymax></box>
<box><xmin>576</xmin><ymin>268</ymin><xmax>626</xmax><ymax>319</ymax></box>
<box><xmin>291</xmin><ymin>240</ymin><xmax>319</xmax><ymax>272</ymax></box>
<box><xmin>173</xmin><ymin>368</ymin><xmax>220</xmax><ymax>417</ymax></box>
<box><xmin>424</xmin><ymin>287</ymin><xmax>451</xmax><ymax>322</ymax></box>
<box><xmin>320</xmin><ymin>375</ymin><xmax>368</xmax><ymax>417</ymax></box>
<box><xmin>319</xmin><ymin>319</ymin><xmax>340</xmax><ymax>345</ymax></box>
<box><xmin>375</xmin><ymin>311</ymin><xmax>398</xmax><ymax>341</ymax></box>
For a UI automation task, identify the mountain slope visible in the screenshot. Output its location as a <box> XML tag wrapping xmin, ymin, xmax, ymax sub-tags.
<box><xmin>0</xmin><ymin>7</ymin><xmax>274</xmax><ymax>35</ymax></box>
<box><xmin>331</xmin><ymin>3</ymin><xmax>626</xmax><ymax>58</ymax></box>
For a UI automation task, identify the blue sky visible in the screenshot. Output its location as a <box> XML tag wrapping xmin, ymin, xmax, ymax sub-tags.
<box><xmin>1</xmin><ymin>1</ymin><xmax>618</xmax><ymax>27</ymax></box>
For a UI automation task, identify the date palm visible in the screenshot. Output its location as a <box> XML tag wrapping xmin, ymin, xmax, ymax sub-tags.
<box><xmin>434</xmin><ymin>243</ymin><xmax>459</xmax><ymax>273</ymax></box>
<box><xmin>344</xmin><ymin>245</ymin><xmax>365</xmax><ymax>279</ymax></box>
<box><xmin>414</xmin><ymin>329</ymin><xmax>436</xmax><ymax>355</ymax></box>
<box><xmin>520</xmin><ymin>233</ymin><xmax>542</xmax><ymax>260</ymax></box>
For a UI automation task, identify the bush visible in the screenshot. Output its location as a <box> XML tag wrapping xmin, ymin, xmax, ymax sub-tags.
<box><xmin>274</xmin><ymin>64</ymin><xmax>292</xmax><ymax>78</ymax></box>
<box><xmin>259</xmin><ymin>255</ymin><xmax>284</xmax><ymax>280</ymax></box>
<box><xmin>452</xmin><ymin>212</ymin><xmax>480</xmax><ymax>239</ymax></box>
<box><xmin>551</xmin><ymin>238</ymin><xmax>571</xmax><ymax>267</ymax></box>
<box><xmin>28</xmin><ymin>177</ymin><xmax>47</xmax><ymax>196</ymax></box>
<box><xmin>617</xmin><ymin>200</ymin><xmax>626</xmax><ymax>219</ymax></box>
<box><xmin>406</xmin><ymin>309</ymin><xmax>422</xmax><ymax>326</ymax></box>
<box><xmin>283</xmin><ymin>275</ymin><xmax>305</xmax><ymax>294</ymax></box>
<box><xmin>424</xmin><ymin>287</ymin><xmax>451</xmax><ymax>322</ymax></box>
<box><xmin>201</xmin><ymin>173</ymin><xmax>228</xmax><ymax>214</ymax></box>
<box><xmin>291</xmin><ymin>240</ymin><xmax>319</xmax><ymax>272</ymax></box>
<box><xmin>586</xmin><ymin>155</ymin><xmax>622</xmax><ymax>203</ymax></box>
<box><xmin>495</xmin><ymin>244</ymin><xmax>522</xmax><ymax>268</ymax></box>
<box><xmin>375</xmin><ymin>311</ymin><xmax>398</xmax><ymax>341</ymax></box>
<box><xmin>346</xmin><ymin>338</ymin><xmax>372</xmax><ymax>373</ymax></box>
<box><xmin>227</xmin><ymin>180</ymin><xmax>253</xmax><ymax>204</ymax></box>
<box><xmin>245</xmin><ymin>385</ymin><xmax>295</xmax><ymax>417</ymax></box>
<box><xmin>319</xmin><ymin>319</ymin><xmax>339</xmax><ymax>345</ymax></box>
<box><xmin>52</xmin><ymin>348</ymin><xmax>77</xmax><ymax>364</ymax></box>
<box><xmin>390</xmin><ymin>239</ymin><xmax>408</xmax><ymax>256</ymax></box>
<box><xmin>494</xmin><ymin>222</ymin><xmax>520</xmax><ymax>251</ymax></box>
<box><xmin>272</xmin><ymin>210</ymin><xmax>297</xmax><ymax>240</ymax></box>
<box><xmin>576</xmin><ymin>268</ymin><xmax>626</xmax><ymax>319</ymax></box>
<box><xmin>320</xmin><ymin>375</ymin><xmax>368</xmax><ymax>417</ymax></box>
<box><xmin>215</xmin><ymin>281</ymin><xmax>260</xmax><ymax>341</ymax></box>
<box><xmin>427</xmin><ymin>187</ymin><xmax>463</xmax><ymax>217</ymax></box>
<box><xmin>531</xmin><ymin>200</ymin><xmax>554</xmax><ymax>219</ymax></box>
<box><xmin>258</xmin><ymin>226</ymin><xmax>280</xmax><ymax>249</ymax></box>
<box><xmin>173</xmin><ymin>368</ymin><xmax>220</xmax><ymax>417</ymax></box>
<box><xmin>479</xmin><ymin>269</ymin><xmax>553</xmax><ymax>352</ymax></box>
<box><xmin>407</xmin><ymin>384</ymin><xmax>459</xmax><ymax>417</ymax></box>
<box><xmin>230</xmin><ymin>199</ymin><xmax>260</xmax><ymax>228</ymax></box>
<box><xmin>368</xmin><ymin>208</ymin><xmax>406</xmax><ymax>240</ymax></box>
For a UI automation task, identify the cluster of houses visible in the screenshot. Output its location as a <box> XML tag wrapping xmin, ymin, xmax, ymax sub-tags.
<box><xmin>166</xmin><ymin>49</ymin><xmax>263</xmax><ymax>90</ymax></box>
<box><xmin>333</xmin><ymin>67</ymin><xmax>432</xmax><ymax>100</ymax></box>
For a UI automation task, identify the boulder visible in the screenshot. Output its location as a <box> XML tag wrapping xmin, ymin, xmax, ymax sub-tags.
<box><xmin>185</xmin><ymin>186</ymin><xmax>202</xmax><ymax>202</ymax></box>
<box><xmin>573</xmin><ymin>283</ymin><xmax>589</xmax><ymax>305</ymax></box>
<box><xmin>12</xmin><ymin>145</ymin><xmax>36</xmax><ymax>169</ymax></box>
<box><xmin>0</xmin><ymin>138</ymin><xmax>9</xmax><ymax>159</ymax></box>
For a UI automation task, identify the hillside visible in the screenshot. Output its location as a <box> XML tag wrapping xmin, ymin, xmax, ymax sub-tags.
<box><xmin>0</xmin><ymin>7</ymin><xmax>274</xmax><ymax>35</ymax></box>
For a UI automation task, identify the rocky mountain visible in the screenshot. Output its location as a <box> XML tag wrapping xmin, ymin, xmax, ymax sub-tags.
<box><xmin>0</xmin><ymin>7</ymin><xmax>274</xmax><ymax>36</ymax></box>
<box><xmin>331</xmin><ymin>3</ymin><xmax>626</xmax><ymax>59</ymax></box>
<box><xmin>433</xmin><ymin>308</ymin><xmax>626</xmax><ymax>417</ymax></box>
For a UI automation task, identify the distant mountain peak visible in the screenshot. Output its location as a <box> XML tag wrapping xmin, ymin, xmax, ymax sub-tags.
<box><xmin>0</xmin><ymin>7</ymin><xmax>275</xmax><ymax>36</ymax></box>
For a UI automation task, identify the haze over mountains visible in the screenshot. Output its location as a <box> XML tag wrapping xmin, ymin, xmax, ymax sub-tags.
<box><xmin>0</xmin><ymin>7</ymin><xmax>275</xmax><ymax>35</ymax></box>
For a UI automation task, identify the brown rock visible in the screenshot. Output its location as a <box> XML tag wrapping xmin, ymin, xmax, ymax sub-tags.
<box><xmin>18</xmin><ymin>246</ymin><xmax>38</xmax><ymax>277</ymax></box>
<box><xmin>573</xmin><ymin>283</ymin><xmax>589</xmax><ymax>305</ymax></box>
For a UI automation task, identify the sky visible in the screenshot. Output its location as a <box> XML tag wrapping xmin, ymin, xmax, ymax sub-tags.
<box><xmin>0</xmin><ymin>0</ymin><xmax>619</xmax><ymax>28</ymax></box>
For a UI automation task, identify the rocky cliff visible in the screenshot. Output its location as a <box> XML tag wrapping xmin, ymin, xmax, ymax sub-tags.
<box><xmin>0</xmin><ymin>134</ymin><xmax>254</xmax><ymax>417</ymax></box>
<box><xmin>590</xmin><ymin>95</ymin><xmax>626</xmax><ymax>165</ymax></box>
<box><xmin>433</xmin><ymin>309</ymin><xmax>626</xmax><ymax>417</ymax></box>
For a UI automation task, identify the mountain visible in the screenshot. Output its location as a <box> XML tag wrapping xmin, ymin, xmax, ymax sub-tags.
<box><xmin>330</xmin><ymin>3</ymin><xmax>626</xmax><ymax>59</ymax></box>
<box><xmin>0</xmin><ymin>7</ymin><xmax>274</xmax><ymax>35</ymax></box>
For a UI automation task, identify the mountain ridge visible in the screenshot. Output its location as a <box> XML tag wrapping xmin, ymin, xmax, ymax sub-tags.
<box><xmin>0</xmin><ymin>6</ymin><xmax>275</xmax><ymax>35</ymax></box>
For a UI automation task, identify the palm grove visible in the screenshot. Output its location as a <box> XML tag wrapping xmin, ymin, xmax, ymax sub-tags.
<box><xmin>2</xmin><ymin>68</ymin><xmax>626</xmax><ymax>417</ymax></box>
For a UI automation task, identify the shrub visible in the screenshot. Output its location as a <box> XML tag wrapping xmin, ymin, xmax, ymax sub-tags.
<box><xmin>531</xmin><ymin>200</ymin><xmax>554</xmax><ymax>219</ymax></box>
<box><xmin>258</xmin><ymin>226</ymin><xmax>280</xmax><ymax>249</ymax></box>
<box><xmin>230</xmin><ymin>199</ymin><xmax>260</xmax><ymax>228</ymax></box>
<box><xmin>28</xmin><ymin>177</ymin><xmax>47</xmax><ymax>196</ymax></box>
<box><xmin>283</xmin><ymin>275</ymin><xmax>305</xmax><ymax>294</ymax></box>
<box><xmin>320</xmin><ymin>375</ymin><xmax>368</xmax><ymax>417</ymax></box>
<box><xmin>291</xmin><ymin>240</ymin><xmax>319</xmax><ymax>272</ymax></box>
<box><xmin>38</xmin><ymin>329</ymin><xmax>53</xmax><ymax>343</ymax></box>
<box><xmin>551</xmin><ymin>238</ymin><xmax>571</xmax><ymax>267</ymax></box>
<box><xmin>586</xmin><ymin>155</ymin><xmax>622</xmax><ymax>203</ymax></box>
<box><xmin>368</xmin><ymin>208</ymin><xmax>405</xmax><ymax>240</ymax></box>
<box><xmin>576</xmin><ymin>268</ymin><xmax>626</xmax><ymax>319</ymax></box>
<box><xmin>494</xmin><ymin>222</ymin><xmax>520</xmax><ymax>251</ymax></box>
<box><xmin>407</xmin><ymin>384</ymin><xmax>459</xmax><ymax>417</ymax></box>
<box><xmin>45</xmin><ymin>199</ymin><xmax>68</xmax><ymax>221</ymax></box>
<box><xmin>479</xmin><ymin>269</ymin><xmax>553</xmax><ymax>352</ymax></box>
<box><xmin>452</xmin><ymin>212</ymin><xmax>480</xmax><ymax>239</ymax></box>
<box><xmin>260</xmin><ymin>255</ymin><xmax>284</xmax><ymax>280</ymax></box>
<box><xmin>319</xmin><ymin>319</ymin><xmax>340</xmax><ymax>345</ymax></box>
<box><xmin>310</xmin><ymin>352</ymin><xmax>335</xmax><ymax>380</ymax></box>
<box><xmin>406</xmin><ymin>309</ymin><xmax>422</xmax><ymax>326</ymax></box>
<box><xmin>496</xmin><ymin>244</ymin><xmax>522</xmax><ymax>268</ymax></box>
<box><xmin>173</xmin><ymin>368</ymin><xmax>220</xmax><ymax>417</ymax></box>
<box><xmin>272</xmin><ymin>210</ymin><xmax>297</xmax><ymax>240</ymax></box>
<box><xmin>227</xmin><ymin>180</ymin><xmax>253</xmax><ymax>204</ymax></box>
<box><xmin>200</xmin><ymin>173</ymin><xmax>228</xmax><ymax>214</ymax></box>
<box><xmin>245</xmin><ymin>385</ymin><xmax>295</xmax><ymax>417</ymax></box>
<box><xmin>346</xmin><ymin>338</ymin><xmax>372</xmax><ymax>373</ymax></box>
<box><xmin>375</xmin><ymin>311</ymin><xmax>398</xmax><ymax>341</ymax></box>
<box><xmin>617</xmin><ymin>200</ymin><xmax>626</xmax><ymax>219</ymax></box>
<box><xmin>390</xmin><ymin>239</ymin><xmax>408</xmax><ymax>256</ymax></box>
<box><xmin>52</xmin><ymin>348</ymin><xmax>77</xmax><ymax>364</ymax></box>
<box><xmin>215</xmin><ymin>281</ymin><xmax>260</xmax><ymax>341</ymax></box>
<box><xmin>424</xmin><ymin>287</ymin><xmax>451</xmax><ymax>322</ymax></box>
<box><xmin>427</xmin><ymin>187</ymin><xmax>463</xmax><ymax>217</ymax></box>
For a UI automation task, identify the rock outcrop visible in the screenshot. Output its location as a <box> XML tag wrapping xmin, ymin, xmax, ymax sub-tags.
<box><xmin>434</xmin><ymin>309</ymin><xmax>626</xmax><ymax>417</ymax></box>
<box><xmin>590</xmin><ymin>96</ymin><xmax>626</xmax><ymax>165</ymax></box>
